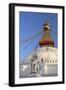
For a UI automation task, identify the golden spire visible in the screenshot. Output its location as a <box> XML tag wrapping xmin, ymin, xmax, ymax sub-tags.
<box><xmin>39</xmin><ymin>21</ymin><xmax>54</xmax><ymax>47</ymax></box>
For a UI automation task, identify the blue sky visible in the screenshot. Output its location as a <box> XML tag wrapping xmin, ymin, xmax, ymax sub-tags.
<box><xmin>19</xmin><ymin>11</ymin><xmax>58</xmax><ymax>62</ymax></box>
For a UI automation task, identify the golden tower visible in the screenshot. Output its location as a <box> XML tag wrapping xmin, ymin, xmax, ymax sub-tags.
<box><xmin>39</xmin><ymin>22</ymin><xmax>54</xmax><ymax>47</ymax></box>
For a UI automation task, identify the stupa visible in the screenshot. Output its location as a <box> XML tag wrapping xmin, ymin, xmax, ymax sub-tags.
<box><xmin>19</xmin><ymin>22</ymin><xmax>58</xmax><ymax>78</ymax></box>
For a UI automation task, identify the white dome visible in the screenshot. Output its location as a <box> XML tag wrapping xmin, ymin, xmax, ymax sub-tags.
<box><xmin>20</xmin><ymin>47</ymin><xmax>58</xmax><ymax>78</ymax></box>
<box><xmin>23</xmin><ymin>47</ymin><xmax>58</xmax><ymax>65</ymax></box>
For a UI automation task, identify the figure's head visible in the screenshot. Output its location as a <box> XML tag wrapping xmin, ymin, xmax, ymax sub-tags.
<box><xmin>41</xmin><ymin>58</ymin><xmax>43</xmax><ymax>63</ymax></box>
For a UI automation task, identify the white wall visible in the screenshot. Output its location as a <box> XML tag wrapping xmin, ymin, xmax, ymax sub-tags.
<box><xmin>0</xmin><ymin>0</ymin><xmax>66</xmax><ymax>89</ymax></box>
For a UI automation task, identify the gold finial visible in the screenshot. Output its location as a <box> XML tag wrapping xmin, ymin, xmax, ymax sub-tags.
<box><xmin>43</xmin><ymin>21</ymin><xmax>50</xmax><ymax>31</ymax></box>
